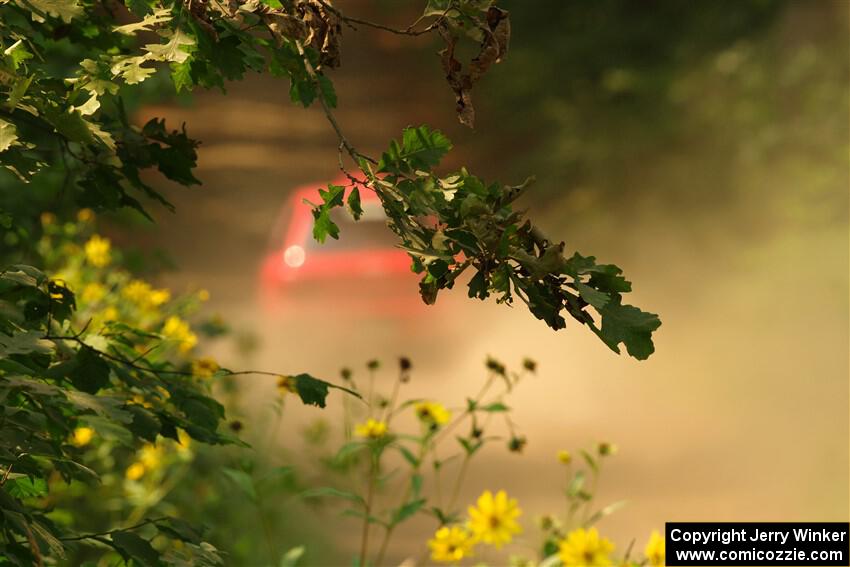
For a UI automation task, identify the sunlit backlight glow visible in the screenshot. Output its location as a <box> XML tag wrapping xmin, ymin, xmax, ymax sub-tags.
<box><xmin>283</xmin><ymin>245</ymin><xmax>306</xmax><ymax>268</ymax></box>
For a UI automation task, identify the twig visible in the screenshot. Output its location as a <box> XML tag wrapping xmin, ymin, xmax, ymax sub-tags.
<box><xmin>59</xmin><ymin>517</ymin><xmax>168</xmax><ymax>542</ymax></box>
<box><xmin>316</xmin><ymin>0</ymin><xmax>455</xmax><ymax>37</ymax></box>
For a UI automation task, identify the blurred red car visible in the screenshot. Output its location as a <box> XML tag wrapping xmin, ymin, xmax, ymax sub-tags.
<box><xmin>259</xmin><ymin>177</ymin><xmax>422</xmax><ymax>316</ymax></box>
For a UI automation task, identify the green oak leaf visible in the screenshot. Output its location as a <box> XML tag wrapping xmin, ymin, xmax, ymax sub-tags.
<box><xmin>597</xmin><ymin>298</ymin><xmax>661</xmax><ymax>360</ymax></box>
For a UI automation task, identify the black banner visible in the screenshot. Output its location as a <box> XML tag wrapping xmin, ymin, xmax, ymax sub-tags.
<box><xmin>666</xmin><ymin>522</ymin><xmax>850</xmax><ymax>566</ymax></box>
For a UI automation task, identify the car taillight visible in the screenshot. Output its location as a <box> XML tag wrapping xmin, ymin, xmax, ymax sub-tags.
<box><xmin>283</xmin><ymin>245</ymin><xmax>305</xmax><ymax>268</ymax></box>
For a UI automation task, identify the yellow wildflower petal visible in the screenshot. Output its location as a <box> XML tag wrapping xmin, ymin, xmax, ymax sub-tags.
<box><xmin>645</xmin><ymin>530</ymin><xmax>666</xmax><ymax>567</ymax></box>
<box><xmin>466</xmin><ymin>489</ymin><xmax>522</xmax><ymax>549</ymax></box>
<box><xmin>559</xmin><ymin>527</ymin><xmax>614</xmax><ymax>567</ymax></box>
<box><xmin>192</xmin><ymin>357</ymin><xmax>220</xmax><ymax>378</ymax></box>
<box><xmin>125</xmin><ymin>462</ymin><xmax>145</xmax><ymax>480</ymax></box>
<box><xmin>428</xmin><ymin>525</ymin><xmax>475</xmax><ymax>563</ymax></box>
<box><xmin>84</xmin><ymin>235</ymin><xmax>111</xmax><ymax>267</ymax></box>
<box><xmin>71</xmin><ymin>426</ymin><xmax>94</xmax><ymax>447</ymax></box>
<box><xmin>354</xmin><ymin>418</ymin><xmax>388</xmax><ymax>439</ymax></box>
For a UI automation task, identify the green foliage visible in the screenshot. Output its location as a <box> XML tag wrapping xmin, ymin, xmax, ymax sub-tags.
<box><xmin>319</xmin><ymin>125</ymin><xmax>661</xmax><ymax>359</ymax></box>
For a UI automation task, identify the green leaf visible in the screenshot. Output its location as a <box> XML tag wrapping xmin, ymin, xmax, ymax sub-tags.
<box><xmin>26</xmin><ymin>0</ymin><xmax>83</xmax><ymax>22</ymax></box>
<box><xmin>144</xmin><ymin>28</ymin><xmax>195</xmax><ymax>64</ymax></box>
<box><xmin>574</xmin><ymin>282</ymin><xmax>610</xmax><ymax>309</ymax></box>
<box><xmin>378</xmin><ymin>126</ymin><xmax>452</xmax><ymax>172</ymax></box>
<box><xmin>0</xmin><ymin>330</ymin><xmax>53</xmax><ymax>357</ymax></box>
<box><xmin>222</xmin><ymin>468</ymin><xmax>257</xmax><ymax>502</ymax></box>
<box><xmin>43</xmin><ymin>106</ymin><xmax>94</xmax><ymax>144</ymax></box>
<box><xmin>7</xmin><ymin>476</ymin><xmax>48</xmax><ymax>499</ymax></box>
<box><xmin>293</xmin><ymin>373</ymin><xmax>330</xmax><ymax>408</ymax></box>
<box><xmin>481</xmin><ymin>402</ymin><xmax>509</xmax><ymax>412</ymax></box>
<box><xmin>597</xmin><ymin>298</ymin><xmax>661</xmax><ymax>360</ymax></box>
<box><xmin>111</xmin><ymin>531</ymin><xmax>161</xmax><ymax>566</ymax></box>
<box><xmin>156</xmin><ymin>517</ymin><xmax>203</xmax><ymax>545</ymax></box>
<box><xmin>347</xmin><ymin>187</ymin><xmax>363</xmax><ymax>220</ymax></box>
<box><xmin>391</xmin><ymin>498</ymin><xmax>426</xmax><ymax>525</ymax></box>
<box><xmin>67</xmin><ymin>346</ymin><xmax>111</xmax><ymax>394</ymax></box>
<box><xmin>0</xmin><ymin>120</ymin><xmax>19</xmax><ymax>152</ymax></box>
<box><xmin>467</xmin><ymin>270</ymin><xmax>489</xmax><ymax>300</ymax></box>
<box><xmin>279</xmin><ymin>546</ymin><xmax>306</xmax><ymax>567</ymax></box>
<box><xmin>64</xmin><ymin>391</ymin><xmax>133</xmax><ymax>424</ymax></box>
<box><xmin>456</xmin><ymin>436</ymin><xmax>483</xmax><ymax>456</ymax></box>
<box><xmin>311</xmin><ymin>207</ymin><xmax>339</xmax><ymax>243</ymax></box>
<box><xmin>114</xmin><ymin>7</ymin><xmax>171</xmax><ymax>35</ymax></box>
<box><xmin>396</xmin><ymin>445</ymin><xmax>419</xmax><ymax>467</ymax></box>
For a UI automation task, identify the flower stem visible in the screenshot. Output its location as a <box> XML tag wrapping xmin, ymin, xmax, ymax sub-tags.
<box><xmin>359</xmin><ymin>452</ymin><xmax>378</xmax><ymax>566</ymax></box>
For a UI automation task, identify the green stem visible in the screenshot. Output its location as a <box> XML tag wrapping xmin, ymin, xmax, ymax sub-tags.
<box><xmin>359</xmin><ymin>452</ymin><xmax>378</xmax><ymax>567</ymax></box>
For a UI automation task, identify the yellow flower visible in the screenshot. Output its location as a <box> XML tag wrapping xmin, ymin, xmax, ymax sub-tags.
<box><xmin>77</xmin><ymin>208</ymin><xmax>94</xmax><ymax>223</ymax></box>
<box><xmin>40</xmin><ymin>212</ymin><xmax>56</xmax><ymax>225</ymax></box>
<box><xmin>557</xmin><ymin>450</ymin><xmax>572</xmax><ymax>465</ymax></box>
<box><xmin>645</xmin><ymin>530</ymin><xmax>665</xmax><ymax>567</ymax></box>
<box><xmin>71</xmin><ymin>427</ymin><xmax>94</xmax><ymax>447</ymax></box>
<box><xmin>414</xmin><ymin>401</ymin><xmax>451</xmax><ymax>426</ymax></box>
<box><xmin>176</xmin><ymin>429</ymin><xmax>192</xmax><ymax>454</ymax></box>
<box><xmin>103</xmin><ymin>306</ymin><xmax>119</xmax><ymax>321</ymax></box>
<box><xmin>139</xmin><ymin>443</ymin><xmax>162</xmax><ymax>470</ymax></box>
<box><xmin>467</xmin><ymin>490</ymin><xmax>522</xmax><ymax>548</ymax></box>
<box><xmin>354</xmin><ymin>418</ymin><xmax>388</xmax><ymax>440</ymax></box>
<box><xmin>558</xmin><ymin>528</ymin><xmax>614</xmax><ymax>567</ymax></box>
<box><xmin>80</xmin><ymin>282</ymin><xmax>106</xmax><ymax>304</ymax></box>
<box><xmin>148</xmin><ymin>288</ymin><xmax>171</xmax><ymax>307</ymax></box>
<box><xmin>125</xmin><ymin>462</ymin><xmax>145</xmax><ymax>480</ymax></box>
<box><xmin>428</xmin><ymin>525</ymin><xmax>476</xmax><ymax>563</ymax></box>
<box><xmin>123</xmin><ymin>280</ymin><xmax>151</xmax><ymax>303</ymax></box>
<box><xmin>123</xmin><ymin>280</ymin><xmax>170</xmax><ymax>310</ymax></box>
<box><xmin>162</xmin><ymin>315</ymin><xmax>197</xmax><ymax>353</ymax></box>
<box><xmin>192</xmin><ymin>357</ymin><xmax>220</xmax><ymax>378</ymax></box>
<box><xmin>84</xmin><ymin>235</ymin><xmax>111</xmax><ymax>267</ymax></box>
<box><xmin>198</xmin><ymin>289</ymin><xmax>210</xmax><ymax>302</ymax></box>
<box><xmin>130</xmin><ymin>394</ymin><xmax>153</xmax><ymax>408</ymax></box>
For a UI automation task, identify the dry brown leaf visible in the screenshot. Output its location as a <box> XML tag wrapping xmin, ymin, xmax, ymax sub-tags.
<box><xmin>438</xmin><ymin>7</ymin><xmax>510</xmax><ymax>128</ymax></box>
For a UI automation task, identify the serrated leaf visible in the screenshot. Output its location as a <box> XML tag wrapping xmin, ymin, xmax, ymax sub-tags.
<box><xmin>144</xmin><ymin>29</ymin><xmax>195</xmax><ymax>64</ymax></box>
<box><xmin>378</xmin><ymin>126</ymin><xmax>452</xmax><ymax>173</ymax></box>
<box><xmin>25</xmin><ymin>0</ymin><xmax>83</xmax><ymax>22</ymax></box>
<box><xmin>7</xmin><ymin>476</ymin><xmax>48</xmax><ymax>499</ymax></box>
<box><xmin>114</xmin><ymin>7</ymin><xmax>172</xmax><ymax>35</ymax></box>
<box><xmin>311</xmin><ymin>207</ymin><xmax>339</xmax><ymax>243</ymax></box>
<box><xmin>0</xmin><ymin>120</ymin><xmax>19</xmax><ymax>153</ymax></box>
